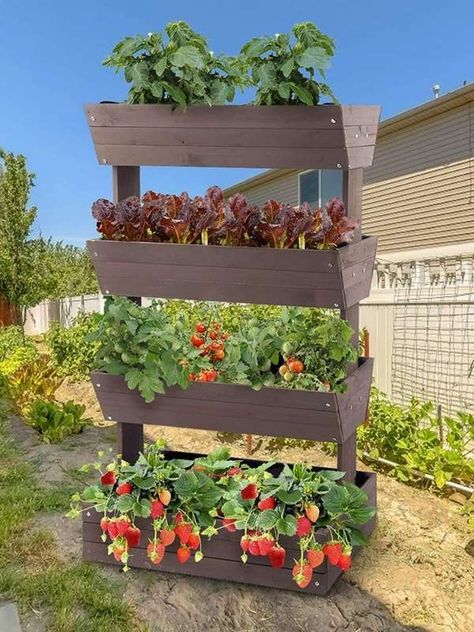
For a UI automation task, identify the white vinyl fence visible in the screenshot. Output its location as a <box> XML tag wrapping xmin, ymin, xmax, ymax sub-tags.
<box><xmin>23</xmin><ymin>251</ymin><xmax>474</xmax><ymax>415</ymax></box>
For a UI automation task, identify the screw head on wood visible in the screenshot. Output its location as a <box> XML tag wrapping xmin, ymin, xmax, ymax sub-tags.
<box><xmin>86</xmin><ymin>511</ymin><xmax>91</xmax><ymax>517</ymax></box>
<box><xmin>325</xmin><ymin>403</ymin><xmax>331</xmax><ymax>408</ymax></box>
<box><xmin>102</xmin><ymin>158</ymin><xmax>107</xmax><ymax>164</ymax></box>
<box><xmin>314</xmin><ymin>581</ymin><xmax>320</xmax><ymax>587</ymax></box>
<box><xmin>355</xmin><ymin>132</ymin><xmax>359</xmax><ymax>138</ymax></box>
<box><xmin>107</xmin><ymin>416</ymin><xmax>112</xmax><ymax>420</ymax></box>
<box><xmin>334</xmin><ymin>303</ymin><xmax>339</xmax><ymax>308</ymax></box>
<box><xmin>336</xmin><ymin>163</ymin><xmax>342</xmax><ymax>168</ymax></box>
<box><xmin>90</xmin><ymin>115</ymin><xmax>96</xmax><ymax>122</ymax></box>
<box><xmin>94</xmin><ymin>252</ymin><xmax>98</xmax><ymax>257</ymax></box>
<box><xmin>328</xmin><ymin>263</ymin><xmax>334</xmax><ymax>268</ymax></box>
<box><xmin>96</xmin><ymin>384</ymin><xmax>101</xmax><ymax>388</ymax></box>
<box><xmin>105</xmin><ymin>290</ymin><xmax>110</xmax><ymax>294</ymax></box>
<box><xmin>330</xmin><ymin>118</ymin><xmax>337</xmax><ymax>124</ymax></box>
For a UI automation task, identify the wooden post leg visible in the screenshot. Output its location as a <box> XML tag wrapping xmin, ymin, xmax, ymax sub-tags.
<box><xmin>112</xmin><ymin>165</ymin><xmax>143</xmax><ymax>463</ymax></box>
<box><xmin>337</xmin><ymin>432</ymin><xmax>357</xmax><ymax>482</ymax></box>
<box><xmin>118</xmin><ymin>423</ymin><xmax>144</xmax><ymax>463</ymax></box>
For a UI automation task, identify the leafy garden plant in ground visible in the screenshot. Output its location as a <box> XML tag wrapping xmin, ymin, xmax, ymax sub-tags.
<box><xmin>92</xmin><ymin>297</ymin><xmax>356</xmax><ymax>402</ymax></box>
<box><xmin>69</xmin><ymin>443</ymin><xmax>375</xmax><ymax>588</ymax></box>
<box><xmin>92</xmin><ymin>187</ymin><xmax>357</xmax><ymax>249</ymax></box>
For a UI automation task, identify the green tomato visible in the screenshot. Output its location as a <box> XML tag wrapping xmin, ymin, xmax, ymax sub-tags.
<box><xmin>114</xmin><ymin>343</ymin><xmax>124</xmax><ymax>354</ymax></box>
<box><xmin>282</xmin><ymin>341</ymin><xmax>294</xmax><ymax>355</ymax></box>
<box><xmin>258</xmin><ymin>358</ymin><xmax>272</xmax><ymax>372</ymax></box>
<box><xmin>121</xmin><ymin>352</ymin><xmax>134</xmax><ymax>365</ymax></box>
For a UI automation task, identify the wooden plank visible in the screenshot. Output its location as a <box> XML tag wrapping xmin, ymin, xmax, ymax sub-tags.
<box><xmin>83</xmin><ymin>541</ymin><xmax>334</xmax><ymax>594</ymax></box>
<box><xmin>86</xmin><ymin>104</ymin><xmax>381</xmax><ymax>130</ymax></box>
<box><xmin>95</xmin><ymin>144</ymin><xmax>355</xmax><ymax>169</ymax></box>
<box><xmin>92</xmin><ymin>126</ymin><xmax>377</xmax><ymax>150</ymax></box>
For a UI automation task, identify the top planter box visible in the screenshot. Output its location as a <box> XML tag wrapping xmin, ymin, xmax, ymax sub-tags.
<box><xmin>85</xmin><ymin>104</ymin><xmax>381</xmax><ymax>169</ymax></box>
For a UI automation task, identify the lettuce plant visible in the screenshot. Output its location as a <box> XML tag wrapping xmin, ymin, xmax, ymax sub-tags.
<box><xmin>92</xmin><ymin>187</ymin><xmax>357</xmax><ymax>250</ymax></box>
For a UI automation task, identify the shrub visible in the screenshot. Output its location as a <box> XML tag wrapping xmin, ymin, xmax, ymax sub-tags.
<box><xmin>27</xmin><ymin>399</ymin><xmax>90</xmax><ymax>443</ymax></box>
<box><xmin>46</xmin><ymin>313</ymin><xmax>101</xmax><ymax>381</ymax></box>
<box><xmin>0</xmin><ymin>325</ymin><xmax>36</xmax><ymax>361</ymax></box>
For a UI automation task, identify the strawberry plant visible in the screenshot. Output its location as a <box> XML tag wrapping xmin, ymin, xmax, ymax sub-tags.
<box><xmin>92</xmin><ymin>187</ymin><xmax>357</xmax><ymax>250</ymax></box>
<box><xmin>69</xmin><ymin>443</ymin><xmax>375</xmax><ymax>585</ymax></box>
<box><xmin>103</xmin><ymin>21</ymin><xmax>245</xmax><ymax>108</ymax></box>
<box><xmin>240</xmin><ymin>22</ymin><xmax>336</xmax><ymax>105</ymax></box>
<box><xmin>93</xmin><ymin>297</ymin><xmax>356</xmax><ymax>401</ymax></box>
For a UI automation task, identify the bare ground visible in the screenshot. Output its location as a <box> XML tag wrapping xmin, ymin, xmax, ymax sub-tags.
<box><xmin>12</xmin><ymin>382</ymin><xmax>472</xmax><ymax>631</ymax></box>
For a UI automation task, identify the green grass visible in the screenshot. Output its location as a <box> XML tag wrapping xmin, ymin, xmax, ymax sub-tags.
<box><xmin>0</xmin><ymin>400</ymin><xmax>143</xmax><ymax>632</ymax></box>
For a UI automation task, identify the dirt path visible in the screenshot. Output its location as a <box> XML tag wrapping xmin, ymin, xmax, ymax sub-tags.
<box><xmin>29</xmin><ymin>383</ymin><xmax>473</xmax><ymax>631</ymax></box>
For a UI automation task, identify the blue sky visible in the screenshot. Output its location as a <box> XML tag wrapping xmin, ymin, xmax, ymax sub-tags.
<box><xmin>1</xmin><ymin>0</ymin><xmax>473</xmax><ymax>245</ymax></box>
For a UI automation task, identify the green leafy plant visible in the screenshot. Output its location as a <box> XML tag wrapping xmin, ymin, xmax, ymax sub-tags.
<box><xmin>69</xmin><ymin>443</ymin><xmax>374</xmax><ymax>586</ymax></box>
<box><xmin>27</xmin><ymin>399</ymin><xmax>91</xmax><ymax>443</ymax></box>
<box><xmin>240</xmin><ymin>22</ymin><xmax>336</xmax><ymax>105</ymax></box>
<box><xmin>46</xmin><ymin>312</ymin><xmax>101</xmax><ymax>381</ymax></box>
<box><xmin>92</xmin><ymin>297</ymin><xmax>356</xmax><ymax>402</ymax></box>
<box><xmin>0</xmin><ymin>325</ymin><xmax>36</xmax><ymax>362</ymax></box>
<box><xmin>6</xmin><ymin>354</ymin><xmax>62</xmax><ymax>416</ymax></box>
<box><xmin>103</xmin><ymin>21</ymin><xmax>245</xmax><ymax>108</ymax></box>
<box><xmin>358</xmin><ymin>389</ymin><xmax>474</xmax><ymax>489</ymax></box>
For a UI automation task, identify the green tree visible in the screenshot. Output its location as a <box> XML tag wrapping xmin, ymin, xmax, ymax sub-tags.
<box><xmin>30</xmin><ymin>238</ymin><xmax>98</xmax><ymax>299</ymax></box>
<box><xmin>0</xmin><ymin>150</ymin><xmax>38</xmax><ymax>322</ymax></box>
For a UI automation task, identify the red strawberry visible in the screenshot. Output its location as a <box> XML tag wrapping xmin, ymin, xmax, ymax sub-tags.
<box><xmin>338</xmin><ymin>553</ymin><xmax>352</xmax><ymax>571</ymax></box>
<box><xmin>177</xmin><ymin>545</ymin><xmax>191</xmax><ymax>564</ymax></box>
<box><xmin>304</xmin><ymin>504</ymin><xmax>320</xmax><ymax>523</ymax></box>
<box><xmin>248</xmin><ymin>539</ymin><xmax>261</xmax><ymax>556</ymax></box>
<box><xmin>175</xmin><ymin>522</ymin><xmax>192</xmax><ymax>544</ymax></box>
<box><xmin>115</xmin><ymin>517</ymin><xmax>130</xmax><ymax>537</ymax></box>
<box><xmin>226</xmin><ymin>467</ymin><xmax>242</xmax><ymax>477</ymax></box>
<box><xmin>187</xmin><ymin>532</ymin><xmax>201</xmax><ymax>551</ymax></box>
<box><xmin>323</xmin><ymin>541</ymin><xmax>343</xmax><ymax>566</ymax></box>
<box><xmin>100</xmin><ymin>517</ymin><xmax>109</xmax><ymax>533</ymax></box>
<box><xmin>296</xmin><ymin>515</ymin><xmax>312</xmax><ymax>537</ymax></box>
<box><xmin>174</xmin><ymin>511</ymin><xmax>184</xmax><ymax>524</ymax></box>
<box><xmin>147</xmin><ymin>541</ymin><xmax>165</xmax><ymax>565</ymax></box>
<box><xmin>112</xmin><ymin>543</ymin><xmax>126</xmax><ymax>563</ymax></box>
<box><xmin>257</xmin><ymin>496</ymin><xmax>276</xmax><ymax>511</ymax></box>
<box><xmin>100</xmin><ymin>470</ymin><xmax>116</xmax><ymax>486</ymax></box>
<box><xmin>116</xmin><ymin>482</ymin><xmax>133</xmax><ymax>496</ymax></box>
<box><xmin>222</xmin><ymin>518</ymin><xmax>237</xmax><ymax>532</ymax></box>
<box><xmin>150</xmin><ymin>499</ymin><xmax>165</xmax><ymax>519</ymax></box>
<box><xmin>241</xmin><ymin>483</ymin><xmax>258</xmax><ymax>501</ymax></box>
<box><xmin>124</xmin><ymin>525</ymin><xmax>141</xmax><ymax>548</ymax></box>
<box><xmin>159</xmin><ymin>489</ymin><xmax>171</xmax><ymax>506</ymax></box>
<box><xmin>307</xmin><ymin>548</ymin><xmax>325</xmax><ymax>569</ymax></box>
<box><xmin>159</xmin><ymin>528</ymin><xmax>176</xmax><ymax>547</ymax></box>
<box><xmin>107</xmin><ymin>520</ymin><xmax>119</xmax><ymax>540</ymax></box>
<box><xmin>240</xmin><ymin>535</ymin><xmax>250</xmax><ymax>552</ymax></box>
<box><xmin>292</xmin><ymin>561</ymin><xmax>313</xmax><ymax>588</ymax></box>
<box><xmin>258</xmin><ymin>534</ymin><xmax>275</xmax><ymax>556</ymax></box>
<box><xmin>268</xmin><ymin>544</ymin><xmax>286</xmax><ymax>568</ymax></box>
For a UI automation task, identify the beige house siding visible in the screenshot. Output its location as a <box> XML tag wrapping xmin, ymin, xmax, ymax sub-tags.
<box><xmin>363</xmin><ymin>103</ymin><xmax>474</xmax><ymax>252</ymax></box>
<box><xmin>224</xmin><ymin>87</ymin><xmax>474</xmax><ymax>255</ymax></box>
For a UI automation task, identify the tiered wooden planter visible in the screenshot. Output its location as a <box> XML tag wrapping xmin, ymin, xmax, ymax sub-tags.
<box><xmin>83</xmin><ymin>102</ymin><xmax>381</xmax><ymax>594</ymax></box>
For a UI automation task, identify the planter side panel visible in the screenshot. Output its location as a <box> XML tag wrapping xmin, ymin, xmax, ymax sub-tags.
<box><xmin>87</xmin><ymin>236</ymin><xmax>377</xmax><ymax>309</ymax></box>
<box><xmin>86</xmin><ymin>104</ymin><xmax>380</xmax><ymax>169</ymax></box>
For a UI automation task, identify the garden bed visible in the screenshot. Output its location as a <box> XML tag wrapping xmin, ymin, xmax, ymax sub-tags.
<box><xmin>85</xmin><ymin>104</ymin><xmax>380</xmax><ymax>169</ymax></box>
<box><xmin>87</xmin><ymin>236</ymin><xmax>377</xmax><ymax>309</ymax></box>
<box><xmin>91</xmin><ymin>358</ymin><xmax>373</xmax><ymax>443</ymax></box>
<box><xmin>82</xmin><ymin>450</ymin><xmax>376</xmax><ymax>595</ymax></box>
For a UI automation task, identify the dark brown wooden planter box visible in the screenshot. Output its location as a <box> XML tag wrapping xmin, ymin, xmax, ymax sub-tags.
<box><xmin>85</xmin><ymin>104</ymin><xmax>380</xmax><ymax>169</ymax></box>
<box><xmin>91</xmin><ymin>357</ymin><xmax>373</xmax><ymax>444</ymax></box>
<box><xmin>82</xmin><ymin>452</ymin><xmax>376</xmax><ymax>595</ymax></box>
<box><xmin>87</xmin><ymin>235</ymin><xmax>377</xmax><ymax>309</ymax></box>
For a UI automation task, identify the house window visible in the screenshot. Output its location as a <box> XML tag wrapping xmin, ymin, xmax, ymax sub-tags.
<box><xmin>298</xmin><ymin>170</ymin><xmax>343</xmax><ymax>207</ymax></box>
